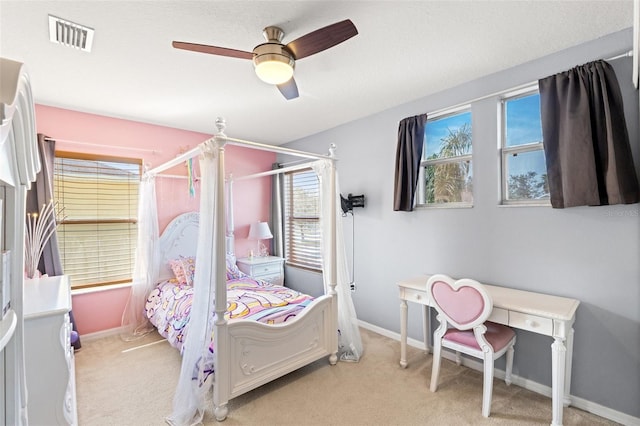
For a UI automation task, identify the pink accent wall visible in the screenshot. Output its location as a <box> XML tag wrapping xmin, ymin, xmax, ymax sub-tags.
<box><xmin>71</xmin><ymin>287</ymin><xmax>131</xmax><ymax>335</ymax></box>
<box><xmin>35</xmin><ymin>105</ymin><xmax>275</xmax><ymax>335</ymax></box>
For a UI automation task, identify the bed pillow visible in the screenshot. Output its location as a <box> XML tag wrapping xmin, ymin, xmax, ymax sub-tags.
<box><xmin>170</xmin><ymin>254</ymin><xmax>243</xmax><ymax>284</ymax></box>
<box><xmin>169</xmin><ymin>256</ymin><xmax>196</xmax><ymax>286</ymax></box>
<box><xmin>226</xmin><ymin>254</ymin><xmax>243</xmax><ymax>280</ymax></box>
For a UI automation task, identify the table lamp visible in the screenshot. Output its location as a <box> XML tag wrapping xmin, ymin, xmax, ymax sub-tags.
<box><xmin>248</xmin><ymin>222</ymin><xmax>273</xmax><ymax>257</ymax></box>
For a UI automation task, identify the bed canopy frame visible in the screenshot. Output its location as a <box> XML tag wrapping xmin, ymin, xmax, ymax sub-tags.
<box><xmin>128</xmin><ymin>118</ymin><xmax>361</xmax><ymax>425</ymax></box>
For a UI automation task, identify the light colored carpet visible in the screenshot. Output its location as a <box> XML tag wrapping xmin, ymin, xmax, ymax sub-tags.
<box><xmin>75</xmin><ymin>328</ymin><xmax>618</xmax><ymax>425</ymax></box>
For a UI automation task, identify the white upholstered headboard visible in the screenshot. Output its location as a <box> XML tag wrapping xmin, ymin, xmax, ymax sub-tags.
<box><xmin>157</xmin><ymin>212</ymin><xmax>200</xmax><ymax>282</ymax></box>
<box><xmin>156</xmin><ymin>211</ymin><xmax>235</xmax><ymax>282</ymax></box>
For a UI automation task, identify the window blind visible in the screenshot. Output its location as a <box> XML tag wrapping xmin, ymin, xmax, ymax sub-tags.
<box><xmin>54</xmin><ymin>154</ymin><xmax>140</xmax><ymax>288</ymax></box>
<box><xmin>283</xmin><ymin>169</ymin><xmax>321</xmax><ymax>271</ymax></box>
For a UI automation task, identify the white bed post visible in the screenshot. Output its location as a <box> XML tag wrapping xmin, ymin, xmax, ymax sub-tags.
<box><xmin>226</xmin><ymin>176</ymin><xmax>235</xmax><ymax>255</ymax></box>
<box><xmin>213</xmin><ymin>120</ymin><xmax>230</xmax><ymax>421</ymax></box>
<box><xmin>328</xmin><ymin>145</ymin><xmax>339</xmax><ymax>364</ymax></box>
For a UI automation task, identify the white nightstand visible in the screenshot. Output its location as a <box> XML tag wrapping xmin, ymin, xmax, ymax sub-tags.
<box><xmin>236</xmin><ymin>256</ymin><xmax>284</xmax><ymax>286</ymax></box>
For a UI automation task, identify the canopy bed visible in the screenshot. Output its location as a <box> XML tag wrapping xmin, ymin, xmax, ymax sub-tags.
<box><xmin>122</xmin><ymin>118</ymin><xmax>362</xmax><ymax>425</ymax></box>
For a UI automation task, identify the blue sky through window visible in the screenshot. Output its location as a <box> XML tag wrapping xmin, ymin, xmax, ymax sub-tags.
<box><xmin>505</xmin><ymin>93</ymin><xmax>547</xmax><ymax>177</ymax></box>
<box><xmin>425</xmin><ymin>111</ymin><xmax>472</xmax><ymax>159</ymax></box>
<box><xmin>505</xmin><ymin>93</ymin><xmax>542</xmax><ymax>147</ymax></box>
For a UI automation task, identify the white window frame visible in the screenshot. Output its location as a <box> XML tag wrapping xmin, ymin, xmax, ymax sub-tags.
<box><xmin>418</xmin><ymin>105</ymin><xmax>473</xmax><ymax>208</ymax></box>
<box><xmin>283</xmin><ymin>168</ymin><xmax>322</xmax><ymax>272</ymax></box>
<box><xmin>499</xmin><ymin>86</ymin><xmax>550</xmax><ymax>206</ymax></box>
<box><xmin>54</xmin><ymin>152</ymin><xmax>141</xmax><ymax>289</ymax></box>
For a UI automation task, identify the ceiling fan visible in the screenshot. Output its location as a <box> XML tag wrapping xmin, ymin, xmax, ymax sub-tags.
<box><xmin>172</xmin><ymin>19</ymin><xmax>358</xmax><ymax>100</ymax></box>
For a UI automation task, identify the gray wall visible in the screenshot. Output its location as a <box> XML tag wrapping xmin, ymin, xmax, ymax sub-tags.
<box><xmin>282</xmin><ymin>28</ymin><xmax>640</xmax><ymax>419</ymax></box>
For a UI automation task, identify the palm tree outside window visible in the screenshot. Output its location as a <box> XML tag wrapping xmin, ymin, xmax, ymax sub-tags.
<box><xmin>418</xmin><ymin>108</ymin><xmax>473</xmax><ymax>207</ymax></box>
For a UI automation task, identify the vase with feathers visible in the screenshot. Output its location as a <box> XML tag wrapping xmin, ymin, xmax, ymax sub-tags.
<box><xmin>24</xmin><ymin>199</ymin><xmax>60</xmax><ymax>279</ymax></box>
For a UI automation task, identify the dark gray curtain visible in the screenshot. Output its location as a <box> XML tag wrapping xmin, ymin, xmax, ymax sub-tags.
<box><xmin>26</xmin><ymin>134</ymin><xmax>63</xmax><ymax>274</ymax></box>
<box><xmin>270</xmin><ymin>163</ymin><xmax>284</xmax><ymax>258</ymax></box>
<box><xmin>393</xmin><ymin>114</ymin><xmax>428</xmax><ymax>211</ymax></box>
<box><xmin>539</xmin><ymin>60</ymin><xmax>640</xmax><ymax>208</ymax></box>
<box><xmin>26</xmin><ymin>134</ymin><xmax>81</xmax><ymax>350</ymax></box>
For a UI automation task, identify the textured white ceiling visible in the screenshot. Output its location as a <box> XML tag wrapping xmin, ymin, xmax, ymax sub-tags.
<box><xmin>0</xmin><ymin>1</ymin><xmax>634</xmax><ymax>144</ymax></box>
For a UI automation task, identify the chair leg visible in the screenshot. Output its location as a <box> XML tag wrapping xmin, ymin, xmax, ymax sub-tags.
<box><xmin>505</xmin><ymin>343</ymin><xmax>515</xmax><ymax>386</ymax></box>
<box><xmin>430</xmin><ymin>341</ymin><xmax>442</xmax><ymax>392</ymax></box>
<box><xmin>482</xmin><ymin>356</ymin><xmax>494</xmax><ymax>418</ymax></box>
<box><xmin>455</xmin><ymin>351</ymin><xmax>462</xmax><ymax>366</ymax></box>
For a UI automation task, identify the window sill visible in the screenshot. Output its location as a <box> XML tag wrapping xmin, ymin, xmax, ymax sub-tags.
<box><xmin>415</xmin><ymin>203</ymin><xmax>474</xmax><ymax>210</ymax></box>
<box><xmin>71</xmin><ymin>282</ymin><xmax>132</xmax><ymax>295</ymax></box>
<box><xmin>499</xmin><ymin>202</ymin><xmax>550</xmax><ymax>208</ymax></box>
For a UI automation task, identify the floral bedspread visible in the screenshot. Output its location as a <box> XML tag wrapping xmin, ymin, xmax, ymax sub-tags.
<box><xmin>145</xmin><ymin>275</ymin><xmax>315</xmax><ymax>354</ymax></box>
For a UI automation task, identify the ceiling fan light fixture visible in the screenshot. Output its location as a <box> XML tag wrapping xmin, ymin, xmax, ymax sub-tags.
<box><xmin>255</xmin><ymin>59</ymin><xmax>294</xmax><ymax>85</ymax></box>
<box><xmin>173</xmin><ymin>20</ymin><xmax>358</xmax><ymax>99</ymax></box>
<box><xmin>253</xmin><ymin>42</ymin><xmax>295</xmax><ymax>85</ymax></box>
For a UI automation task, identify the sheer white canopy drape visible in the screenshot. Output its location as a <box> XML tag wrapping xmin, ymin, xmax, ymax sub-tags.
<box><xmin>121</xmin><ymin>174</ymin><xmax>159</xmax><ymax>339</ymax></box>
<box><xmin>167</xmin><ymin>140</ymin><xmax>219</xmax><ymax>426</ymax></box>
<box><xmin>313</xmin><ymin>160</ymin><xmax>363</xmax><ymax>362</ymax></box>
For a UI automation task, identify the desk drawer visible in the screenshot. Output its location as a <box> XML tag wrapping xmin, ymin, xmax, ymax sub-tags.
<box><xmin>510</xmin><ymin>311</ymin><xmax>553</xmax><ymax>335</ymax></box>
<box><xmin>402</xmin><ymin>288</ymin><xmax>429</xmax><ymax>305</ymax></box>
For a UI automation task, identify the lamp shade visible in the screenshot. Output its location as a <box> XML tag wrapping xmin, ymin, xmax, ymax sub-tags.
<box><xmin>248</xmin><ymin>222</ymin><xmax>273</xmax><ymax>240</ymax></box>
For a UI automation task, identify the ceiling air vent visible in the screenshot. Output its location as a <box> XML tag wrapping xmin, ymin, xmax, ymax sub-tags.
<box><xmin>48</xmin><ymin>15</ymin><xmax>94</xmax><ymax>52</ymax></box>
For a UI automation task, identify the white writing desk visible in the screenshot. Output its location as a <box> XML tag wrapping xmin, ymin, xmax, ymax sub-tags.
<box><xmin>398</xmin><ymin>275</ymin><xmax>580</xmax><ymax>426</ymax></box>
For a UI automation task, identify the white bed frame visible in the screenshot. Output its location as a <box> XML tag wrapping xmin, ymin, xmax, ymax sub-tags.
<box><xmin>150</xmin><ymin>120</ymin><xmax>339</xmax><ymax>421</ymax></box>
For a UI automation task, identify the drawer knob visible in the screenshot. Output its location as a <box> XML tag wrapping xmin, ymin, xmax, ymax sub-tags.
<box><xmin>525</xmin><ymin>319</ymin><xmax>536</xmax><ymax>327</ymax></box>
<box><xmin>416</xmin><ymin>294</ymin><xmax>421</xmax><ymax>300</ymax></box>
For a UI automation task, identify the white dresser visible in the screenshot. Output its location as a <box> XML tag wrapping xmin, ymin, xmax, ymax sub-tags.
<box><xmin>24</xmin><ymin>275</ymin><xmax>77</xmax><ymax>426</ymax></box>
<box><xmin>236</xmin><ymin>256</ymin><xmax>285</xmax><ymax>286</ymax></box>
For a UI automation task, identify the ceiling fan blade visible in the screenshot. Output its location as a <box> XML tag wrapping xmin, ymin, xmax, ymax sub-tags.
<box><xmin>172</xmin><ymin>41</ymin><xmax>253</xmax><ymax>60</ymax></box>
<box><xmin>277</xmin><ymin>78</ymin><xmax>299</xmax><ymax>100</ymax></box>
<box><xmin>286</xmin><ymin>19</ymin><xmax>358</xmax><ymax>60</ymax></box>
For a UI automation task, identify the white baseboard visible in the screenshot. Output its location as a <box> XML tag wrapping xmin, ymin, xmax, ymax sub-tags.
<box><xmin>358</xmin><ymin>319</ymin><xmax>640</xmax><ymax>426</ymax></box>
<box><xmin>79</xmin><ymin>326</ymin><xmax>128</xmax><ymax>342</ymax></box>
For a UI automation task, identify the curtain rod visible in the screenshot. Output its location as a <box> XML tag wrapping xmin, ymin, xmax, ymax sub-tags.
<box><xmin>426</xmin><ymin>49</ymin><xmax>634</xmax><ymax>119</ymax></box>
<box><xmin>156</xmin><ymin>173</ymin><xmax>190</xmax><ymax>180</ymax></box>
<box><xmin>45</xmin><ymin>137</ymin><xmax>161</xmax><ymax>154</ymax></box>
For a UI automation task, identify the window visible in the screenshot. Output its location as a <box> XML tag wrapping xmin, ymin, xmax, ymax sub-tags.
<box><xmin>54</xmin><ymin>152</ymin><xmax>141</xmax><ymax>288</ymax></box>
<box><xmin>283</xmin><ymin>168</ymin><xmax>321</xmax><ymax>271</ymax></box>
<box><xmin>501</xmin><ymin>89</ymin><xmax>549</xmax><ymax>204</ymax></box>
<box><xmin>419</xmin><ymin>108</ymin><xmax>473</xmax><ymax>206</ymax></box>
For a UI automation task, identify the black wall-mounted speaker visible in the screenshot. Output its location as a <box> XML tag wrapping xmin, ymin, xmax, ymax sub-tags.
<box><xmin>340</xmin><ymin>193</ymin><xmax>365</xmax><ymax>214</ymax></box>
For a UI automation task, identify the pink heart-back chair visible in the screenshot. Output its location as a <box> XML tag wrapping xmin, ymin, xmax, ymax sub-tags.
<box><xmin>427</xmin><ymin>274</ymin><xmax>516</xmax><ymax>418</ymax></box>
